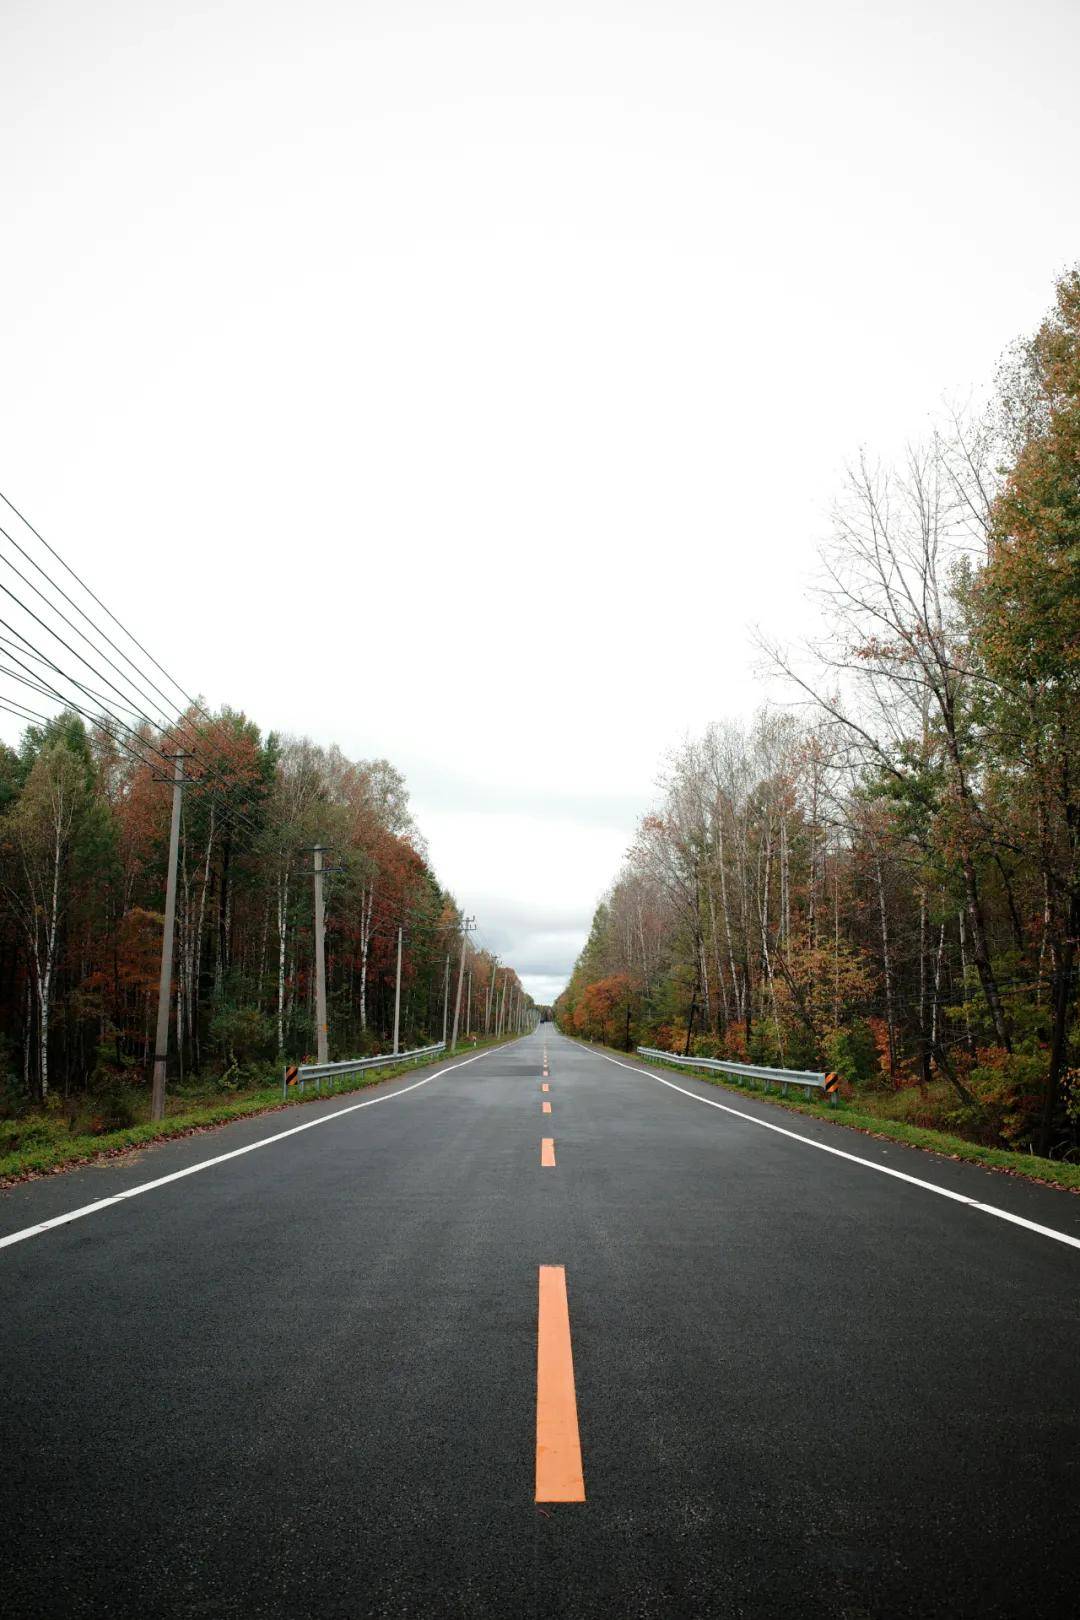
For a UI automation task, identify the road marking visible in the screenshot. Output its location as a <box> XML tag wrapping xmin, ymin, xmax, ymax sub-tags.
<box><xmin>592</xmin><ymin>1050</ymin><xmax>1080</xmax><ymax>1253</ymax></box>
<box><xmin>0</xmin><ymin>1044</ymin><xmax>513</xmax><ymax>1253</ymax></box>
<box><xmin>536</xmin><ymin>1265</ymin><xmax>585</xmax><ymax>1503</ymax></box>
<box><xmin>542</xmin><ymin>1101</ymin><xmax>552</xmax><ymax>1114</ymax></box>
<box><xmin>541</xmin><ymin>1082</ymin><xmax>549</xmax><ymax>1092</ymax></box>
<box><xmin>541</xmin><ymin>1137</ymin><xmax>556</xmax><ymax>1167</ymax></box>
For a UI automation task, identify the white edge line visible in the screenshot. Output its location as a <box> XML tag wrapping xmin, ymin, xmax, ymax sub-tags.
<box><xmin>591</xmin><ymin>1048</ymin><xmax>1080</xmax><ymax>1254</ymax></box>
<box><xmin>0</xmin><ymin>1043</ymin><xmax>511</xmax><ymax>1252</ymax></box>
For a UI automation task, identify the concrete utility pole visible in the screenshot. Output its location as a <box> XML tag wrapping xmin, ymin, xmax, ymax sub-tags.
<box><xmin>449</xmin><ymin>917</ymin><xmax>475</xmax><ymax>1050</ymax></box>
<box><xmin>441</xmin><ymin>952</ymin><xmax>450</xmax><ymax>1046</ymax></box>
<box><xmin>393</xmin><ymin>925</ymin><xmax>403</xmax><ymax>1054</ymax></box>
<box><xmin>150</xmin><ymin>753</ymin><xmax>189</xmax><ymax>1122</ymax></box>
<box><xmin>485</xmin><ymin>961</ymin><xmax>498</xmax><ymax>1033</ymax></box>
<box><xmin>312</xmin><ymin>846</ymin><xmax>329</xmax><ymax>1066</ymax></box>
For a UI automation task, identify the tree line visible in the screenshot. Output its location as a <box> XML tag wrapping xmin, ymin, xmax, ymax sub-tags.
<box><xmin>0</xmin><ymin>714</ymin><xmax>532</xmax><ymax>1113</ymax></box>
<box><xmin>557</xmin><ymin>267</ymin><xmax>1079</xmax><ymax>1159</ymax></box>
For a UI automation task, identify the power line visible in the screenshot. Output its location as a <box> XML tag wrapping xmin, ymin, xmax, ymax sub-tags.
<box><xmin>0</xmin><ymin>501</ymin><xmax>275</xmax><ymax>830</ymax></box>
<box><xmin>0</xmin><ymin>632</ymin><xmax>158</xmax><ymax>729</ymax></box>
<box><xmin>0</xmin><ymin>689</ymin><xmax>165</xmax><ymax>776</ymax></box>
<box><xmin>0</xmin><ymin>593</ymin><xmax>266</xmax><ymax>841</ymax></box>
<box><xmin>0</xmin><ymin>620</ymin><xmax>174</xmax><ymax>744</ymax></box>
<box><xmin>0</xmin><ymin>613</ymin><xmax>271</xmax><ymax>843</ymax></box>
<box><xmin>0</xmin><ymin>490</ymin><xmax>204</xmax><ymax>715</ymax></box>
<box><xmin>0</xmin><ymin>491</ymin><xmax>258</xmax><ymax>782</ymax></box>
<box><xmin>0</xmin><ymin>579</ymin><xmax>268</xmax><ymax>840</ymax></box>
<box><xmin>0</xmin><ymin>638</ymin><xmax>265</xmax><ymax>847</ymax></box>
<box><xmin>0</xmin><ymin>522</ymin><xmax>184</xmax><ymax>735</ymax></box>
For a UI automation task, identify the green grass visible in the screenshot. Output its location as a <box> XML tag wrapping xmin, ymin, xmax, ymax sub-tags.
<box><xmin>577</xmin><ymin>1039</ymin><xmax>1080</xmax><ymax>1194</ymax></box>
<box><xmin>0</xmin><ymin>1032</ymin><xmax>518</xmax><ymax>1185</ymax></box>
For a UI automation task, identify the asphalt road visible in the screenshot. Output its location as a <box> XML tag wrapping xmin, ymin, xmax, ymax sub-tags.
<box><xmin>2</xmin><ymin>1028</ymin><xmax>1078</xmax><ymax>1619</ymax></box>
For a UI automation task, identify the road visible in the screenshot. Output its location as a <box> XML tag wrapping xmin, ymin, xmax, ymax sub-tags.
<box><xmin>2</xmin><ymin>1028</ymin><xmax>1078</xmax><ymax>1618</ymax></box>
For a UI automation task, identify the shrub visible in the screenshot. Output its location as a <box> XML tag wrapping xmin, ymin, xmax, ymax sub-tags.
<box><xmin>748</xmin><ymin>1019</ymin><xmax>782</xmax><ymax>1067</ymax></box>
<box><xmin>825</xmin><ymin>1021</ymin><xmax>881</xmax><ymax>1086</ymax></box>
<box><xmin>88</xmin><ymin>1087</ymin><xmax>138</xmax><ymax>1134</ymax></box>
<box><xmin>956</xmin><ymin>1049</ymin><xmax>1047</xmax><ymax>1147</ymax></box>
<box><xmin>778</xmin><ymin>1026</ymin><xmax>820</xmax><ymax>1072</ymax></box>
<box><xmin>208</xmin><ymin>1005</ymin><xmax>275</xmax><ymax>1070</ymax></box>
<box><xmin>723</xmin><ymin>1022</ymin><xmax>749</xmax><ymax>1061</ymax></box>
<box><xmin>3</xmin><ymin>1116</ymin><xmax>56</xmax><ymax>1154</ymax></box>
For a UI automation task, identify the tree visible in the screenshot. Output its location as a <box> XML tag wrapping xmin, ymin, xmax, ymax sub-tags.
<box><xmin>2</xmin><ymin>720</ymin><xmax>100</xmax><ymax>1098</ymax></box>
<box><xmin>974</xmin><ymin>268</ymin><xmax>1080</xmax><ymax>1150</ymax></box>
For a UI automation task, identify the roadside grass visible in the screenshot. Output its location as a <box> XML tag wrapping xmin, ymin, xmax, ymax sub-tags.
<box><xmin>576</xmin><ymin>1039</ymin><xmax>1080</xmax><ymax>1195</ymax></box>
<box><xmin>0</xmin><ymin>1032</ymin><xmax>517</xmax><ymax>1186</ymax></box>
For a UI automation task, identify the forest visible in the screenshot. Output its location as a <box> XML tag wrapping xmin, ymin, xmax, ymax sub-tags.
<box><xmin>0</xmin><ymin>706</ymin><xmax>531</xmax><ymax>1133</ymax></box>
<box><xmin>557</xmin><ymin>268</ymin><xmax>1080</xmax><ymax>1162</ymax></box>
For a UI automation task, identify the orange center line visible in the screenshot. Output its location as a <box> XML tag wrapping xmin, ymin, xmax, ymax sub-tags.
<box><xmin>535</xmin><ymin>1265</ymin><xmax>585</xmax><ymax>1503</ymax></box>
<box><xmin>542</xmin><ymin>1100</ymin><xmax>552</xmax><ymax>1114</ymax></box>
<box><xmin>541</xmin><ymin>1082</ymin><xmax>549</xmax><ymax>1092</ymax></box>
<box><xmin>541</xmin><ymin>1137</ymin><xmax>556</xmax><ymax>1167</ymax></box>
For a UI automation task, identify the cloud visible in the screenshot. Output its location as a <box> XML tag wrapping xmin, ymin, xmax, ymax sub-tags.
<box><xmin>410</xmin><ymin>807</ymin><xmax>630</xmax><ymax>1002</ymax></box>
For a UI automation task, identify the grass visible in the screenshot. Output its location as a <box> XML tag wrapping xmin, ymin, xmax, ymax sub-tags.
<box><xmin>577</xmin><ymin>1039</ymin><xmax>1080</xmax><ymax>1195</ymax></box>
<box><xmin>0</xmin><ymin>1032</ymin><xmax>518</xmax><ymax>1186</ymax></box>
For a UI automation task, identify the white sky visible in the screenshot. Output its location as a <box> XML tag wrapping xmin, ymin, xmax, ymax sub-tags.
<box><xmin>2</xmin><ymin>1</ymin><xmax>1078</xmax><ymax>1002</ymax></box>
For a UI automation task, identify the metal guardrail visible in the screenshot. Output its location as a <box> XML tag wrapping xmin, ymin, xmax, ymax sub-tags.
<box><xmin>282</xmin><ymin>1041</ymin><xmax>446</xmax><ymax>1098</ymax></box>
<box><xmin>636</xmin><ymin>1047</ymin><xmax>840</xmax><ymax>1102</ymax></box>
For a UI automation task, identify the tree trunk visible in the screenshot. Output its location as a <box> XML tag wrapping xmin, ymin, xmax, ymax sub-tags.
<box><xmin>276</xmin><ymin>865</ymin><xmax>289</xmax><ymax>1052</ymax></box>
<box><xmin>37</xmin><ymin>821</ymin><xmax>63</xmax><ymax>1100</ymax></box>
<box><xmin>873</xmin><ymin>848</ymin><xmax>897</xmax><ymax>1082</ymax></box>
<box><xmin>960</xmin><ymin>852</ymin><xmax>1011</xmax><ymax>1050</ymax></box>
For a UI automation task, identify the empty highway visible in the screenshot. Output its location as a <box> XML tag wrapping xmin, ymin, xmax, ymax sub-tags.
<box><xmin>2</xmin><ymin>1028</ymin><xmax>1078</xmax><ymax>1618</ymax></box>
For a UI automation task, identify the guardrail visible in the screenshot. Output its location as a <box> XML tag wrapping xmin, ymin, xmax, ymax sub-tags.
<box><xmin>282</xmin><ymin>1041</ymin><xmax>446</xmax><ymax>1099</ymax></box>
<box><xmin>636</xmin><ymin>1047</ymin><xmax>840</xmax><ymax>1102</ymax></box>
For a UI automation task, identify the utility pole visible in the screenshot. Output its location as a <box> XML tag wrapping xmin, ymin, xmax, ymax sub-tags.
<box><xmin>485</xmin><ymin>961</ymin><xmax>498</xmax><ymax>1033</ymax></box>
<box><xmin>312</xmin><ymin>846</ymin><xmax>329</xmax><ymax>1066</ymax></box>
<box><xmin>441</xmin><ymin>951</ymin><xmax>450</xmax><ymax>1046</ymax></box>
<box><xmin>150</xmin><ymin>752</ymin><xmax>189</xmax><ymax>1122</ymax></box>
<box><xmin>449</xmin><ymin>917</ymin><xmax>475</xmax><ymax>1050</ymax></box>
<box><xmin>393</xmin><ymin>925</ymin><xmax>403</xmax><ymax>1054</ymax></box>
<box><xmin>465</xmin><ymin>967</ymin><xmax>472</xmax><ymax>1038</ymax></box>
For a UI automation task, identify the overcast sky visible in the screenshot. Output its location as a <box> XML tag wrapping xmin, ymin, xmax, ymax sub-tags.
<box><xmin>2</xmin><ymin>1</ymin><xmax>1077</xmax><ymax>1003</ymax></box>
